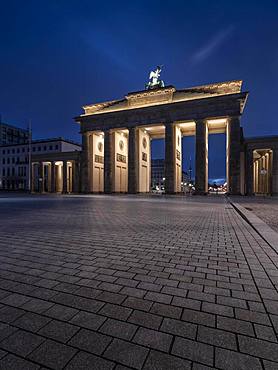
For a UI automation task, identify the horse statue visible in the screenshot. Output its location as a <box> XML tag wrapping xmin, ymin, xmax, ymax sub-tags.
<box><xmin>145</xmin><ymin>66</ymin><xmax>165</xmax><ymax>90</ymax></box>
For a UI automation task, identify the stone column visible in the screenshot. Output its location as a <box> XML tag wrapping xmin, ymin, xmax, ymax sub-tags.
<box><xmin>245</xmin><ymin>149</ymin><xmax>254</xmax><ymax>195</ymax></box>
<box><xmin>72</xmin><ymin>160</ymin><xmax>80</xmax><ymax>193</ymax></box>
<box><xmin>51</xmin><ymin>161</ymin><xmax>55</xmax><ymax>192</ymax></box>
<box><xmin>165</xmin><ymin>123</ymin><xmax>175</xmax><ymax>194</ymax></box>
<box><xmin>81</xmin><ymin>132</ymin><xmax>90</xmax><ymax>193</ymax></box>
<box><xmin>39</xmin><ymin>162</ymin><xmax>44</xmax><ymax>193</ymax></box>
<box><xmin>104</xmin><ymin>130</ymin><xmax>113</xmax><ymax>193</ymax></box>
<box><xmin>128</xmin><ymin>127</ymin><xmax>139</xmax><ymax>194</ymax></box>
<box><xmin>31</xmin><ymin>163</ymin><xmax>35</xmax><ymax>193</ymax></box>
<box><xmin>227</xmin><ymin>116</ymin><xmax>241</xmax><ymax>195</ymax></box>
<box><xmin>195</xmin><ymin>120</ymin><xmax>208</xmax><ymax>195</ymax></box>
<box><xmin>62</xmin><ymin>160</ymin><xmax>68</xmax><ymax>193</ymax></box>
<box><xmin>254</xmin><ymin>160</ymin><xmax>258</xmax><ymax>193</ymax></box>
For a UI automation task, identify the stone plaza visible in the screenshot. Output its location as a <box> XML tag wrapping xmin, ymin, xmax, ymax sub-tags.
<box><xmin>0</xmin><ymin>194</ymin><xmax>277</xmax><ymax>369</ymax></box>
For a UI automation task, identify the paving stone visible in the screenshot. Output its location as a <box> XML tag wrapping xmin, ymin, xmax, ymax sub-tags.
<box><xmin>254</xmin><ymin>324</ymin><xmax>277</xmax><ymax>342</ymax></box>
<box><xmin>143</xmin><ymin>349</ymin><xmax>191</xmax><ymax>370</ymax></box>
<box><xmin>182</xmin><ymin>308</ymin><xmax>216</xmax><ymax>327</ymax></box>
<box><xmin>99</xmin><ymin>303</ymin><xmax>132</xmax><ymax>321</ymax></box>
<box><xmin>43</xmin><ymin>304</ymin><xmax>78</xmax><ymax>321</ymax></box>
<box><xmin>217</xmin><ymin>315</ymin><xmax>255</xmax><ymax>336</ymax></box>
<box><xmin>172</xmin><ymin>296</ymin><xmax>201</xmax><ymax>310</ymax></box>
<box><xmin>70</xmin><ymin>310</ymin><xmax>106</xmax><ymax>330</ymax></box>
<box><xmin>13</xmin><ymin>312</ymin><xmax>51</xmax><ymax>333</ymax></box>
<box><xmin>97</xmin><ymin>291</ymin><xmax>126</xmax><ymax>305</ymax></box>
<box><xmin>215</xmin><ymin>347</ymin><xmax>263</xmax><ymax>370</ymax></box>
<box><xmin>133</xmin><ymin>327</ymin><xmax>173</xmax><ymax>352</ymax></box>
<box><xmin>128</xmin><ymin>310</ymin><xmax>162</xmax><ymax>330</ymax></box>
<box><xmin>52</xmin><ymin>292</ymin><xmax>104</xmax><ymax>313</ymax></box>
<box><xmin>123</xmin><ymin>296</ymin><xmax>152</xmax><ymax>312</ymax></box>
<box><xmin>150</xmin><ymin>302</ymin><xmax>182</xmax><ymax>319</ymax></box>
<box><xmin>120</xmin><ymin>287</ymin><xmax>146</xmax><ymax>298</ymax></box>
<box><xmin>0</xmin><ymin>293</ymin><xmax>31</xmax><ymax>307</ymax></box>
<box><xmin>0</xmin><ymin>305</ymin><xmax>25</xmax><ymax>323</ymax></box>
<box><xmin>2</xmin><ymin>195</ymin><xmax>278</xmax><ymax>369</ymax></box>
<box><xmin>0</xmin><ymin>329</ymin><xmax>45</xmax><ymax>357</ymax></box>
<box><xmin>263</xmin><ymin>359</ymin><xmax>278</xmax><ymax>370</ymax></box>
<box><xmin>104</xmin><ymin>338</ymin><xmax>149</xmax><ymax>370</ymax></box>
<box><xmin>217</xmin><ymin>295</ymin><xmax>248</xmax><ymax>309</ymax></box>
<box><xmin>145</xmin><ymin>291</ymin><xmax>172</xmax><ymax>304</ymax></box>
<box><xmin>28</xmin><ymin>339</ymin><xmax>77</xmax><ymax>369</ymax></box>
<box><xmin>238</xmin><ymin>334</ymin><xmax>278</xmax><ymax>362</ymax></box>
<box><xmin>65</xmin><ymin>351</ymin><xmax>114</xmax><ymax>370</ymax></box>
<box><xmin>197</xmin><ymin>325</ymin><xmax>237</xmax><ymax>350</ymax></box>
<box><xmin>38</xmin><ymin>319</ymin><xmax>79</xmax><ymax>343</ymax></box>
<box><xmin>100</xmin><ymin>318</ymin><xmax>137</xmax><ymax>340</ymax></box>
<box><xmin>0</xmin><ymin>354</ymin><xmax>40</xmax><ymax>370</ymax></box>
<box><xmin>21</xmin><ymin>298</ymin><xmax>54</xmax><ymax>314</ymax></box>
<box><xmin>172</xmin><ymin>337</ymin><xmax>214</xmax><ymax>366</ymax></box>
<box><xmin>235</xmin><ymin>308</ymin><xmax>271</xmax><ymax>325</ymax></box>
<box><xmin>202</xmin><ymin>302</ymin><xmax>234</xmax><ymax>317</ymax></box>
<box><xmin>69</xmin><ymin>328</ymin><xmax>112</xmax><ymax>354</ymax></box>
<box><xmin>160</xmin><ymin>317</ymin><xmax>197</xmax><ymax>339</ymax></box>
<box><xmin>0</xmin><ymin>322</ymin><xmax>18</xmax><ymax>341</ymax></box>
<box><xmin>192</xmin><ymin>363</ymin><xmax>215</xmax><ymax>370</ymax></box>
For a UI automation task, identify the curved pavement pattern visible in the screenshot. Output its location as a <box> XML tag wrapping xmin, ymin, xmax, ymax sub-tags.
<box><xmin>0</xmin><ymin>195</ymin><xmax>277</xmax><ymax>369</ymax></box>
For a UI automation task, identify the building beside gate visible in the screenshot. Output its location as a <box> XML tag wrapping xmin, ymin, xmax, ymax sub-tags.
<box><xmin>0</xmin><ymin>138</ymin><xmax>81</xmax><ymax>192</ymax></box>
<box><xmin>0</xmin><ymin>122</ymin><xmax>29</xmax><ymax>146</ymax></box>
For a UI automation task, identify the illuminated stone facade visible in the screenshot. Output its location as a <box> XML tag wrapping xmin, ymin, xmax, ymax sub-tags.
<box><xmin>244</xmin><ymin>136</ymin><xmax>278</xmax><ymax>195</ymax></box>
<box><xmin>76</xmin><ymin>80</ymin><xmax>249</xmax><ymax>195</ymax></box>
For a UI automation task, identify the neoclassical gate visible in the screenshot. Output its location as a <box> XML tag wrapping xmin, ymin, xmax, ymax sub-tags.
<box><xmin>76</xmin><ymin>80</ymin><xmax>248</xmax><ymax>195</ymax></box>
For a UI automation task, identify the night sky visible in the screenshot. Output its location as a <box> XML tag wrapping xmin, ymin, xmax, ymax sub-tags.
<box><xmin>1</xmin><ymin>1</ymin><xmax>278</xmax><ymax>181</ymax></box>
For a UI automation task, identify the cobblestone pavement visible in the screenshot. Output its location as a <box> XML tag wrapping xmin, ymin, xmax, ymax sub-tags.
<box><xmin>232</xmin><ymin>196</ymin><xmax>278</xmax><ymax>233</ymax></box>
<box><xmin>0</xmin><ymin>194</ymin><xmax>277</xmax><ymax>370</ymax></box>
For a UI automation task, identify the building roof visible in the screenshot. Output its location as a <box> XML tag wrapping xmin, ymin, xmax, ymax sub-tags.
<box><xmin>0</xmin><ymin>137</ymin><xmax>81</xmax><ymax>148</ymax></box>
<box><xmin>79</xmin><ymin>80</ymin><xmax>245</xmax><ymax>118</ymax></box>
<box><xmin>244</xmin><ymin>135</ymin><xmax>278</xmax><ymax>143</ymax></box>
<box><xmin>0</xmin><ymin>122</ymin><xmax>29</xmax><ymax>133</ymax></box>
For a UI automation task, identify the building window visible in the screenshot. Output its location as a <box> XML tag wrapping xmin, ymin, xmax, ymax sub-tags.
<box><xmin>12</xmin><ymin>149</ymin><xmax>15</xmax><ymax>154</ymax></box>
<box><xmin>2</xmin><ymin>158</ymin><xmax>5</xmax><ymax>164</ymax></box>
<box><xmin>2</xmin><ymin>150</ymin><xmax>5</xmax><ymax>155</ymax></box>
<box><xmin>43</xmin><ymin>146</ymin><xmax>46</xmax><ymax>151</ymax></box>
<box><xmin>32</xmin><ymin>147</ymin><xmax>36</xmax><ymax>152</ymax></box>
<box><xmin>22</xmin><ymin>148</ymin><xmax>25</xmax><ymax>153</ymax></box>
<box><xmin>49</xmin><ymin>145</ymin><xmax>53</xmax><ymax>150</ymax></box>
<box><xmin>12</xmin><ymin>158</ymin><xmax>15</xmax><ymax>164</ymax></box>
<box><xmin>12</xmin><ymin>168</ymin><xmax>15</xmax><ymax>176</ymax></box>
<box><xmin>17</xmin><ymin>148</ymin><xmax>20</xmax><ymax>153</ymax></box>
<box><xmin>2</xmin><ymin>169</ymin><xmax>5</xmax><ymax>176</ymax></box>
<box><xmin>38</xmin><ymin>146</ymin><xmax>41</xmax><ymax>151</ymax></box>
<box><xmin>7</xmin><ymin>168</ymin><xmax>10</xmax><ymax>176</ymax></box>
<box><xmin>55</xmin><ymin>145</ymin><xmax>58</xmax><ymax>150</ymax></box>
<box><xmin>7</xmin><ymin>158</ymin><xmax>10</xmax><ymax>164</ymax></box>
<box><xmin>7</xmin><ymin>150</ymin><xmax>10</xmax><ymax>154</ymax></box>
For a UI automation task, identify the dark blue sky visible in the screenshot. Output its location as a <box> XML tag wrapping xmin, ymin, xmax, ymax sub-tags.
<box><xmin>1</xmin><ymin>0</ymin><xmax>278</xmax><ymax>179</ymax></box>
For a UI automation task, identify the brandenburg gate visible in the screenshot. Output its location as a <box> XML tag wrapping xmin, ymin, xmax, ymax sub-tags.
<box><xmin>75</xmin><ymin>75</ymin><xmax>248</xmax><ymax>195</ymax></box>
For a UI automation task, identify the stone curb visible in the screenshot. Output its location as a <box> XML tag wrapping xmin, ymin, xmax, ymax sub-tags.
<box><xmin>230</xmin><ymin>201</ymin><xmax>278</xmax><ymax>253</ymax></box>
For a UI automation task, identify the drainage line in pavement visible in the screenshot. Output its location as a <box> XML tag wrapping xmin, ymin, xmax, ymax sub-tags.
<box><xmin>228</xmin><ymin>200</ymin><xmax>275</xmax><ymax>251</ymax></box>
